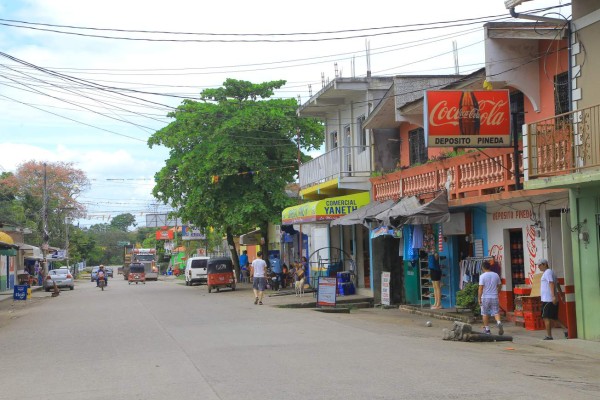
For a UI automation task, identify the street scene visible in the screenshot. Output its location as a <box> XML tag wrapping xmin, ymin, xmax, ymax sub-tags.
<box><xmin>1</xmin><ymin>2</ymin><xmax>600</xmax><ymax>399</ymax></box>
<box><xmin>1</xmin><ymin>276</ymin><xmax>599</xmax><ymax>400</ymax></box>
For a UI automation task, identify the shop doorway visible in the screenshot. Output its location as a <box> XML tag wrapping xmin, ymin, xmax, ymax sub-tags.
<box><xmin>362</xmin><ymin>229</ymin><xmax>370</xmax><ymax>288</ymax></box>
<box><xmin>508</xmin><ymin>229</ymin><xmax>525</xmax><ymax>286</ymax></box>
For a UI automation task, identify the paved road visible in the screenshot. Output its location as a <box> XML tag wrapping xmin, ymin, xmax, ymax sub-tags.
<box><xmin>0</xmin><ymin>277</ymin><xmax>598</xmax><ymax>400</ymax></box>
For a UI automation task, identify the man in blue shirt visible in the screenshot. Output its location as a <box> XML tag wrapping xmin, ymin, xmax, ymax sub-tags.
<box><xmin>270</xmin><ymin>254</ymin><xmax>283</xmax><ymax>291</ymax></box>
<box><xmin>239</xmin><ymin>250</ymin><xmax>249</xmax><ymax>282</ymax></box>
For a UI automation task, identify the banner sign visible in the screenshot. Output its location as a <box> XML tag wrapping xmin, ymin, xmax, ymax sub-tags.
<box><xmin>425</xmin><ymin>90</ymin><xmax>511</xmax><ymax>148</ymax></box>
<box><xmin>317</xmin><ymin>277</ymin><xmax>337</xmax><ymax>307</ymax></box>
<box><xmin>381</xmin><ymin>272</ymin><xmax>391</xmax><ymax>306</ymax></box>
<box><xmin>282</xmin><ymin>192</ymin><xmax>370</xmax><ymax>225</ymax></box>
<box><xmin>155</xmin><ymin>229</ymin><xmax>174</xmax><ymax>240</ymax></box>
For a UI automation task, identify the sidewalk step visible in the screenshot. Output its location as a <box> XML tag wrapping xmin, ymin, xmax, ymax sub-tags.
<box><xmin>400</xmin><ymin>305</ymin><xmax>477</xmax><ymax>323</ymax></box>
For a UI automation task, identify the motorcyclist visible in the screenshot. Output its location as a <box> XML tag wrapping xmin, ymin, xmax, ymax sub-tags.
<box><xmin>96</xmin><ymin>264</ymin><xmax>108</xmax><ymax>287</ymax></box>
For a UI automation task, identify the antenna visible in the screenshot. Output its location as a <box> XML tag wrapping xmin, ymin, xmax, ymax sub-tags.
<box><xmin>308</xmin><ymin>84</ymin><xmax>312</xmax><ymax>97</ymax></box>
<box><xmin>334</xmin><ymin>62</ymin><xmax>339</xmax><ymax>78</ymax></box>
<box><xmin>366</xmin><ymin>40</ymin><xmax>371</xmax><ymax>77</ymax></box>
<box><xmin>321</xmin><ymin>72</ymin><xmax>325</xmax><ymax>88</ymax></box>
<box><xmin>453</xmin><ymin>41</ymin><xmax>460</xmax><ymax>75</ymax></box>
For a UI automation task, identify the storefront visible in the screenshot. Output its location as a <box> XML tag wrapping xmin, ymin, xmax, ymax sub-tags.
<box><xmin>332</xmin><ymin>199</ymin><xmax>396</xmax><ymax>297</ymax></box>
<box><xmin>485</xmin><ymin>196</ymin><xmax>575</xmax><ymax>337</ymax></box>
<box><xmin>17</xmin><ymin>244</ymin><xmax>43</xmax><ymax>286</ymax></box>
<box><xmin>282</xmin><ymin>192</ymin><xmax>371</xmax><ymax>289</ymax></box>
<box><xmin>0</xmin><ymin>232</ymin><xmax>18</xmax><ymax>292</ymax></box>
<box><xmin>373</xmin><ymin>190</ymin><xmax>451</xmax><ymax>306</ymax></box>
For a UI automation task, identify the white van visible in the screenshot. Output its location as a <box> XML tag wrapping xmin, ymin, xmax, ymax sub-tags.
<box><xmin>185</xmin><ymin>256</ymin><xmax>209</xmax><ymax>286</ymax></box>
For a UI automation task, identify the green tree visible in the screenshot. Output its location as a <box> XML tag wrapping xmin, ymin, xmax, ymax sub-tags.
<box><xmin>0</xmin><ymin>161</ymin><xmax>90</xmax><ymax>248</ymax></box>
<box><xmin>0</xmin><ymin>171</ymin><xmax>25</xmax><ymax>226</ymax></box>
<box><xmin>110</xmin><ymin>213</ymin><xmax>137</xmax><ymax>231</ymax></box>
<box><xmin>148</xmin><ymin>79</ymin><xmax>322</xmax><ymax>276</ymax></box>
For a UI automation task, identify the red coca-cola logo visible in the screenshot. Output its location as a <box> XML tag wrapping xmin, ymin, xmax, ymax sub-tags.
<box><xmin>426</xmin><ymin>90</ymin><xmax>511</xmax><ymax>136</ymax></box>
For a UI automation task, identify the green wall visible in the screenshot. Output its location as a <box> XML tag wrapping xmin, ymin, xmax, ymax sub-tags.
<box><xmin>570</xmin><ymin>189</ymin><xmax>600</xmax><ymax>340</ymax></box>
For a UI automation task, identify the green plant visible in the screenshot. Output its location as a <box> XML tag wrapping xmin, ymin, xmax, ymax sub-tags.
<box><xmin>456</xmin><ymin>283</ymin><xmax>480</xmax><ymax>315</ymax></box>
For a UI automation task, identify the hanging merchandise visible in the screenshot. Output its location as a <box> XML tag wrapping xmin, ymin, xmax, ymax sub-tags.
<box><xmin>412</xmin><ymin>224</ymin><xmax>423</xmax><ymax>249</ymax></box>
<box><xmin>422</xmin><ymin>225</ymin><xmax>435</xmax><ymax>253</ymax></box>
<box><xmin>459</xmin><ymin>257</ymin><xmax>495</xmax><ymax>289</ymax></box>
<box><xmin>405</xmin><ymin>225</ymin><xmax>415</xmax><ymax>260</ymax></box>
<box><xmin>438</xmin><ymin>225</ymin><xmax>443</xmax><ymax>252</ymax></box>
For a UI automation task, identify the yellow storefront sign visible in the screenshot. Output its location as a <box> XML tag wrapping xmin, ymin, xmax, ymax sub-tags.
<box><xmin>282</xmin><ymin>192</ymin><xmax>370</xmax><ymax>225</ymax></box>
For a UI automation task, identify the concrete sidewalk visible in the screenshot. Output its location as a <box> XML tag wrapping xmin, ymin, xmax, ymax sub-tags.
<box><xmin>236</xmin><ymin>281</ymin><xmax>600</xmax><ymax>361</ymax></box>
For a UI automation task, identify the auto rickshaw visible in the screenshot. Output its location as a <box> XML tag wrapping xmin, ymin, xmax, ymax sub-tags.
<box><xmin>206</xmin><ymin>257</ymin><xmax>236</xmax><ymax>293</ymax></box>
<box><xmin>128</xmin><ymin>263</ymin><xmax>146</xmax><ymax>285</ymax></box>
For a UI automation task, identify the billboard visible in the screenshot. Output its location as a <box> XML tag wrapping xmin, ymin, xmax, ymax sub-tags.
<box><xmin>425</xmin><ymin>90</ymin><xmax>511</xmax><ymax>148</ymax></box>
<box><xmin>181</xmin><ymin>225</ymin><xmax>206</xmax><ymax>241</ymax></box>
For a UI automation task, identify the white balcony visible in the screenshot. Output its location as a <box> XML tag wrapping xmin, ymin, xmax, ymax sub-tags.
<box><xmin>299</xmin><ymin>145</ymin><xmax>372</xmax><ymax>191</ymax></box>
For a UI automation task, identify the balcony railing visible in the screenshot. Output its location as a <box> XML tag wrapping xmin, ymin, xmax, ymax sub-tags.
<box><xmin>299</xmin><ymin>145</ymin><xmax>371</xmax><ymax>188</ymax></box>
<box><xmin>371</xmin><ymin>148</ymin><xmax>521</xmax><ymax>202</ymax></box>
<box><xmin>525</xmin><ymin>104</ymin><xmax>600</xmax><ymax>179</ymax></box>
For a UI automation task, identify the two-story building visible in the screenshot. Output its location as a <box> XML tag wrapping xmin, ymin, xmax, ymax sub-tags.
<box><xmin>521</xmin><ymin>0</ymin><xmax>600</xmax><ymax>340</ymax></box>
<box><xmin>366</xmin><ymin>18</ymin><xmax>576</xmax><ymax>336</ymax></box>
<box><xmin>282</xmin><ymin>77</ymin><xmax>392</xmax><ymax>293</ymax></box>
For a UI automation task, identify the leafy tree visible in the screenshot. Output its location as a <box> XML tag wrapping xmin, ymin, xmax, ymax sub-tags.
<box><xmin>148</xmin><ymin>79</ymin><xmax>322</xmax><ymax>275</ymax></box>
<box><xmin>0</xmin><ymin>172</ymin><xmax>25</xmax><ymax>227</ymax></box>
<box><xmin>68</xmin><ymin>226</ymin><xmax>97</xmax><ymax>265</ymax></box>
<box><xmin>0</xmin><ymin>161</ymin><xmax>89</xmax><ymax>249</ymax></box>
<box><xmin>110</xmin><ymin>213</ymin><xmax>137</xmax><ymax>231</ymax></box>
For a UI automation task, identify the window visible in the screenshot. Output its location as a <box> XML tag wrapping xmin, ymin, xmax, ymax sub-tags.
<box><xmin>357</xmin><ymin>115</ymin><xmax>367</xmax><ymax>151</ymax></box>
<box><xmin>510</xmin><ymin>91</ymin><xmax>525</xmax><ymax>138</ymax></box>
<box><xmin>554</xmin><ymin>72</ymin><xmax>569</xmax><ymax>115</ymax></box>
<box><xmin>409</xmin><ymin>128</ymin><xmax>427</xmax><ymax>165</ymax></box>
<box><xmin>331</xmin><ymin>131</ymin><xmax>338</xmax><ymax>148</ymax></box>
<box><xmin>344</xmin><ymin>125</ymin><xmax>351</xmax><ymax>146</ymax></box>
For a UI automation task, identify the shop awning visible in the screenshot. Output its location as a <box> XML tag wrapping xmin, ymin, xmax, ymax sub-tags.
<box><xmin>282</xmin><ymin>192</ymin><xmax>370</xmax><ymax>225</ymax></box>
<box><xmin>18</xmin><ymin>244</ymin><xmax>44</xmax><ymax>260</ymax></box>
<box><xmin>240</xmin><ymin>229</ymin><xmax>262</xmax><ymax>246</ymax></box>
<box><xmin>375</xmin><ymin>190</ymin><xmax>450</xmax><ymax>228</ymax></box>
<box><xmin>0</xmin><ymin>232</ymin><xmax>18</xmax><ymax>255</ymax></box>
<box><xmin>330</xmin><ymin>199</ymin><xmax>395</xmax><ymax>227</ymax></box>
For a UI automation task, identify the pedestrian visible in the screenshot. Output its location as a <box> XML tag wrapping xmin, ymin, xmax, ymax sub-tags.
<box><xmin>478</xmin><ymin>260</ymin><xmax>504</xmax><ymax>335</ymax></box>
<box><xmin>251</xmin><ymin>251</ymin><xmax>267</xmax><ymax>305</ymax></box>
<box><xmin>428</xmin><ymin>252</ymin><xmax>442</xmax><ymax>309</ymax></box>
<box><xmin>538</xmin><ymin>258</ymin><xmax>564</xmax><ymax>340</ymax></box>
<box><xmin>239</xmin><ymin>250</ymin><xmax>249</xmax><ymax>282</ymax></box>
<box><xmin>270</xmin><ymin>253</ymin><xmax>283</xmax><ymax>291</ymax></box>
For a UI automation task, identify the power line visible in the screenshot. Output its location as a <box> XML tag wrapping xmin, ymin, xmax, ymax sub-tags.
<box><xmin>0</xmin><ymin>5</ymin><xmax>567</xmax><ymax>42</ymax></box>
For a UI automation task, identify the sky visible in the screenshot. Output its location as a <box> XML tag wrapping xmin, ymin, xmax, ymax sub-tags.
<box><xmin>0</xmin><ymin>0</ymin><xmax>570</xmax><ymax>229</ymax></box>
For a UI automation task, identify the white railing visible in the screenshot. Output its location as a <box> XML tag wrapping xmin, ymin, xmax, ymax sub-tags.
<box><xmin>299</xmin><ymin>145</ymin><xmax>371</xmax><ymax>188</ymax></box>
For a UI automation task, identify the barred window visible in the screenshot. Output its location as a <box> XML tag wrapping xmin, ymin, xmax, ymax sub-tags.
<box><xmin>409</xmin><ymin>128</ymin><xmax>427</xmax><ymax>166</ymax></box>
<box><xmin>554</xmin><ymin>72</ymin><xmax>569</xmax><ymax>115</ymax></box>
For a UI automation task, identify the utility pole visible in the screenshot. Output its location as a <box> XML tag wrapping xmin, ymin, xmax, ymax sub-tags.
<box><xmin>65</xmin><ymin>215</ymin><xmax>71</xmax><ymax>277</ymax></box>
<box><xmin>296</xmin><ymin>127</ymin><xmax>303</xmax><ymax>261</ymax></box>
<box><xmin>42</xmin><ymin>163</ymin><xmax>49</xmax><ymax>277</ymax></box>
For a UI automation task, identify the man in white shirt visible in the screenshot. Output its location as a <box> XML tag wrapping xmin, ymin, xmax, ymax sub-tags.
<box><xmin>538</xmin><ymin>258</ymin><xmax>564</xmax><ymax>340</ymax></box>
<box><xmin>478</xmin><ymin>261</ymin><xmax>503</xmax><ymax>335</ymax></box>
<box><xmin>252</xmin><ymin>251</ymin><xmax>267</xmax><ymax>305</ymax></box>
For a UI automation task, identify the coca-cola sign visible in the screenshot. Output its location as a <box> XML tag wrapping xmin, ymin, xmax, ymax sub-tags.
<box><xmin>425</xmin><ymin>90</ymin><xmax>511</xmax><ymax>147</ymax></box>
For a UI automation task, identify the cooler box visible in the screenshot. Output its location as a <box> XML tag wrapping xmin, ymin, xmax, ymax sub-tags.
<box><xmin>337</xmin><ymin>271</ymin><xmax>351</xmax><ymax>283</ymax></box>
<box><xmin>337</xmin><ymin>282</ymin><xmax>355</xmax><ymax>296</ymax></box>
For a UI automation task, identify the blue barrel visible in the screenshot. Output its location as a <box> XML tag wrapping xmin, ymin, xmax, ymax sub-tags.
<box><xmin>13</xmin><ymin>285</ymin><xmax>28</xmax><ymax>300</ymax></box>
